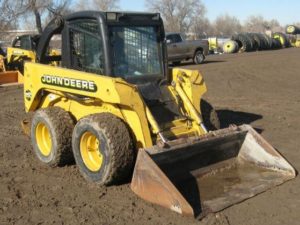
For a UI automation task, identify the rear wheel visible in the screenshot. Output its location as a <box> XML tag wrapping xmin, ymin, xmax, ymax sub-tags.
<box><xmin>200</xmin><ymin>99</ymin><xmax>220</xmax><ymax>131</ymax></box>
<box><xmin>72</xmin><ymin>113</ymin><xmax>135</xmax><ymax>185</ymax></box>
<box><xmin>31</xmin><ymin>107</ymin><xmax>74</xmax><ymax>167</ymax></box>
<box><xmin>193</xmin><ymin>50</ymin><xmax>205</xmax><ymax>64</ymax></box>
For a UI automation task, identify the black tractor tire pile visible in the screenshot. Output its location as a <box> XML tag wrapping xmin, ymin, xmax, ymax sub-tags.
<box><xmin>248</xmin><ymin>33</ymin><xmax>265</xmax><ymax>50</ymax></box>
<box><xmin>231</xmin><ymin>34</ymin><xmax>252</xmax><ymax>52</ymax></box>
<box><xmin>230</xmin><ymin>32</ymin><xmax>288</xmax><ymax>53</ymax></box>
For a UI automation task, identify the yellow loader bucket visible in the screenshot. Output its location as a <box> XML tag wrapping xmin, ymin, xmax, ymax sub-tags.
<box><xmin>0</xmin><ymin>71</ymin><xmax>23</xmax><ymax>86</ymax></box>
<box><xmin>131</xmin><ymin>125</ymin><xmax>296</xmax><ymax>218</ymax></box>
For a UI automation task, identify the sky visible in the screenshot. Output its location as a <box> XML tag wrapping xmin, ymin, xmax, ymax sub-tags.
<box><xmin>119</xmin><ymin>0</ymin><xmax>300</xmax><ymax>25</ymax></box>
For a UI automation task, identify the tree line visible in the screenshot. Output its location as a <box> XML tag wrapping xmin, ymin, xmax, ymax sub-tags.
<box><xmin>0</xmin><ymin>0</ymin><xmax>118</xmax><ymax>33</ymax></box>
<box><xmin>0</xmin><ymin>0</ymin><xmax>299</xmax><ymax>37</ymax></box>
<box><xmin>147</xmin><ymin>0</ymin><xmax>300</xmax><ymax>38</ymax></box>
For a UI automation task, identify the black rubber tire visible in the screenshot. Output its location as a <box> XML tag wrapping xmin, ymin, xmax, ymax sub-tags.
<box><xmin>232</xmin><ymin>34</ymin><xmax>252</xmax><ymax>52</ymax></box>
<box><xmin>272</xmin><ymin>38</ymin><xmax>282</xmax><ymax>49</ymax></box>
<box><xmin>31</xmin><ymin>107</ymin><xmax>74</xmax><ymax>167</ymax></box>
<box><xmin>222</xmin><ymin>40</ymin><xmax>238</xmax><ymax>54</ymax></box>
<box><xmin>200</xmin><ymin>99</ymin><xmax>220</xmax><ymax>131</ymax></box>
<box><xmin>275</xmin><ymin>38</ymin><xmax>282</xmax><ymax>48</ymax></box>
<box><xmin>272</xmin><ymin>32</ymin><xmax>289</xmax><ymax>48</ymax></box>
<box><xmin>193</xmin><ymin>50</ymin><xmax>205</xmax><ymax>64</ymax></box>
<box><xmin>257</xmin><ymin>33</ymin><xmax>268</xmax><ymax>50</ymax></box>
<box><xmin>286</xmin><ymin>25</ymin><xmax>300</xmax><ymax>35</ymax></box>
<box><xmin>262</xmin><ymin>34</ymin><xmax>273</xmax><ymax>50</ymax></box>
<box><xmin>172</xmin><ymin>61</ymin><xmax>181</xmax><ymax>66</ymax></box>
<box><xmin>72</xmin><ymin>113</ymin><xmax>135</xmax><ymax>185</ymax></box>
<box><xmin>245</xmin><ymin>33</ymin><xmax>257</xmax><ymax>51</ymax></box>
<box><xmin>250</xmin><ymin>33</ymin><xmax>264</xmax><ymax>50</ymax></box>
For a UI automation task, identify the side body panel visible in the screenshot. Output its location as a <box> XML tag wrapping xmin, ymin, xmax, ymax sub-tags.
<box><xmin>24</xmin><ymin>62</ymin><xmax>153</xmax><ymax>148</ymax></box>
<box><xmin>24</xmin><ymin>63</ymin><xmax>208</xmax><ymax>147</ymax></box>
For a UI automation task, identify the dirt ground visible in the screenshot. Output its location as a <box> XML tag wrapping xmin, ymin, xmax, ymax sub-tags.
<box><xmin>1</xmin><ymin>48</ymin><xmax>300</xmax><ymax>225</ymax></box>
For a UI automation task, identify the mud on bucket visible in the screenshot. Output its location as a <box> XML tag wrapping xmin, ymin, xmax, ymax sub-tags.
<box><xmin>131</xmin><ymin>125</ymin><xmax>296</xmax><ymax>218</ymax></box>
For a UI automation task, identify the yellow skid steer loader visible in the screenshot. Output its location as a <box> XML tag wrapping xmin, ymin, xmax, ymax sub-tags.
<box><xmin>0</xmin><ymin>55</ymin><xmax>23</xmax><ymax>85</ymax></box>
<box><xmin>22</xmin><ymin>11</ymin><xmax>295</xmax><ymax>218</ymax></box>
<box><xmin>0</xmin><ymin>34</ymin><xmax>40</xmax><ymax>86</ymax></box>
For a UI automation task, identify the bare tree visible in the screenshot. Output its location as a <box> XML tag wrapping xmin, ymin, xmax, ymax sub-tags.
<box><xmin>266</xmin><ymin>19</ymin><xmax>282</xmax><ymax>32</ymax></box>
<box><xmin>146</xmin><ymin>0</ymin><xmax>207</xmax><ymax>33</ymax></box>
<box><xmin>23</xmin><ymin>0</ymin><xmax>70</xmax><ymax>34</ymax></box>
<box><xmin>25</xmin><ymin>0</ymin><xmax>48</xmax><ymax>33</ymax></box>
<box><xmin>76</xmin><ymin>0</ymin><xmax>119</xmax><ymax>11</ymax></box>
<box><xmin>191</xmin><ymin>17</ymin><xmax>212</xmax><ymax>38</ymax></box>
<box><xmin>0</xmin><ymin>0</ymin><xmax>25</xmax><ymax>30</ymax></box>
<box><xmin>244</xmin><ymin>15</ymin><xmax>267</xmax><ymax>33</ymax></box>
<box><xmin>244</xmin><ymin>15</ymin><xmax>282</xmax><ymax>33</ymax></box>
<box><xmin>0</xmin><ymin>0</ymin><xmax>70</xmax><ymax>34</ymax></box>
<box><xmin>213</xmin><ymin>14</ymin><xmax>242</xmax><ymax>37</ymax></box>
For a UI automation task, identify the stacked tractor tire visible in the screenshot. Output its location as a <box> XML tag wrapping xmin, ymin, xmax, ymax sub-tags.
<box><xmin>222</xmin><ymin>40</ymin><xmax>239</xmax><ymax>54</ymax></box>
<box><xmin>286</xmin><ymin>25</ymin><xmax>300</xmax><ymax>35</ymax></box>
<box><xmin>286</xmin><ymin>25</ymin><xmax>300</xmax><ymax>48</ymax></box>
<box><xmin>223</xmin><ymin>32</ymin><xmax>289</xmax><ymax>54</ymax></box>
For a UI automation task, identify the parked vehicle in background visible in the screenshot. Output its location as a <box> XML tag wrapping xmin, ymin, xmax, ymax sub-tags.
<box><xmin>166</xmin><ymin>32</ymin><xmax>208</xmax><ymax>65</ymax></box>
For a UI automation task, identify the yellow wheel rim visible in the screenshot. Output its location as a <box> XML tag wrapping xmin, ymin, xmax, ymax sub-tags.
<box><xmin>80</xmin><ymin>131</ymin><xmax>103</xmax><ymax>172</ymax></box>
<box><xmin>287</xmin><ymin>26</ymin><xmax>295</xmax><ymax>33</ymax></box>
<box><xmin>35</xmin><ymin>122</ymin><xmax>52</xmax><ymax>157</ymax></box>
<box><xmin>280</xmin><ymin>36</ymin><xmax>284</xmax><ymax>45</ymax></box>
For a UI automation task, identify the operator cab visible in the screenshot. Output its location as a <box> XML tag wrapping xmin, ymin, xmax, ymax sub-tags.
<box><xmin>36</xmin><ymin>11</ymin><xmax>180</xmax><ymax>125</ymax></box>
<box><xmin>36</xmin><ymin>11</ymin><xmax>168</xmax><ymax>84</ymax></box>
<box><xmin>12</xmin><ymin>34</ymin><xmax>40</xmax><ymax>51</ymax></box>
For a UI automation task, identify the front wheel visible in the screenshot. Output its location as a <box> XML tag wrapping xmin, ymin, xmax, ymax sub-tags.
<box><xmin>193</xmin><ymin>50</ymin><xmax>205</xmax><ymax>64</ymax></box>
<box><xmin>72</xmin><ymin>113</ymin><xmax>135</xmax><ymax>185</ymax></box>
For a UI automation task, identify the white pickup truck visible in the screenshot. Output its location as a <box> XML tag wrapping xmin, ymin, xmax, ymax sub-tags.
<box><xmin>166</xmin><ymin>32</ymin><xmax>209</xmax><ymax>65</ymax></box>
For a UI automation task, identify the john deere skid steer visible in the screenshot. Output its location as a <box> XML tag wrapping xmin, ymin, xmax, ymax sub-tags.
<box><xmin>22</xmin><ymin>11</ymin><xmax>295</xmax><ymax>218</ymax></box>
<box><xmin>0</xmin><ymin>54</ymin><xmax>22</xmax><ymax>85</ymax></box>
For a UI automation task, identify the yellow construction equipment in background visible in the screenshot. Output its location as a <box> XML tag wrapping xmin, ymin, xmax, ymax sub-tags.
<box><xmin>0</xmin><ymin>54</ymin><xmax>24</xmax><ymax>86</ymax></box>
<box><xmin>0</xmin><ymin>34</ymin><xmax>39</xmax><ymax>86</ymax></box>
<box><xmin>208</xmin><ymin>37</ymin><xmax>218</xmax><ymax>53</ymax></box>
<box><xmin>286</xmin><ymin>25</ymin><xmax>300</xmax><ymax>48</ymax></box>
<box><xmin>21</xmin><ymin>11</ymin><xmax>296</xmax><ymax>218</ymax></box>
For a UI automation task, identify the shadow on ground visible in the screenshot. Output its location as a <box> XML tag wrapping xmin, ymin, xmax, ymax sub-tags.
<box><xmin>169</xmin><ymin>60</ymin><xmax>226</xmax><ymax>67</ymax></box>
<box><xmin>217</xmin><ymin>109</ymin><xmax>263</xmax><ymax>133</ymax></box>
<box><xmin>202</xmin><ymin>60</ymin><xmax>226</xmax><ymax>65</ymax></box>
